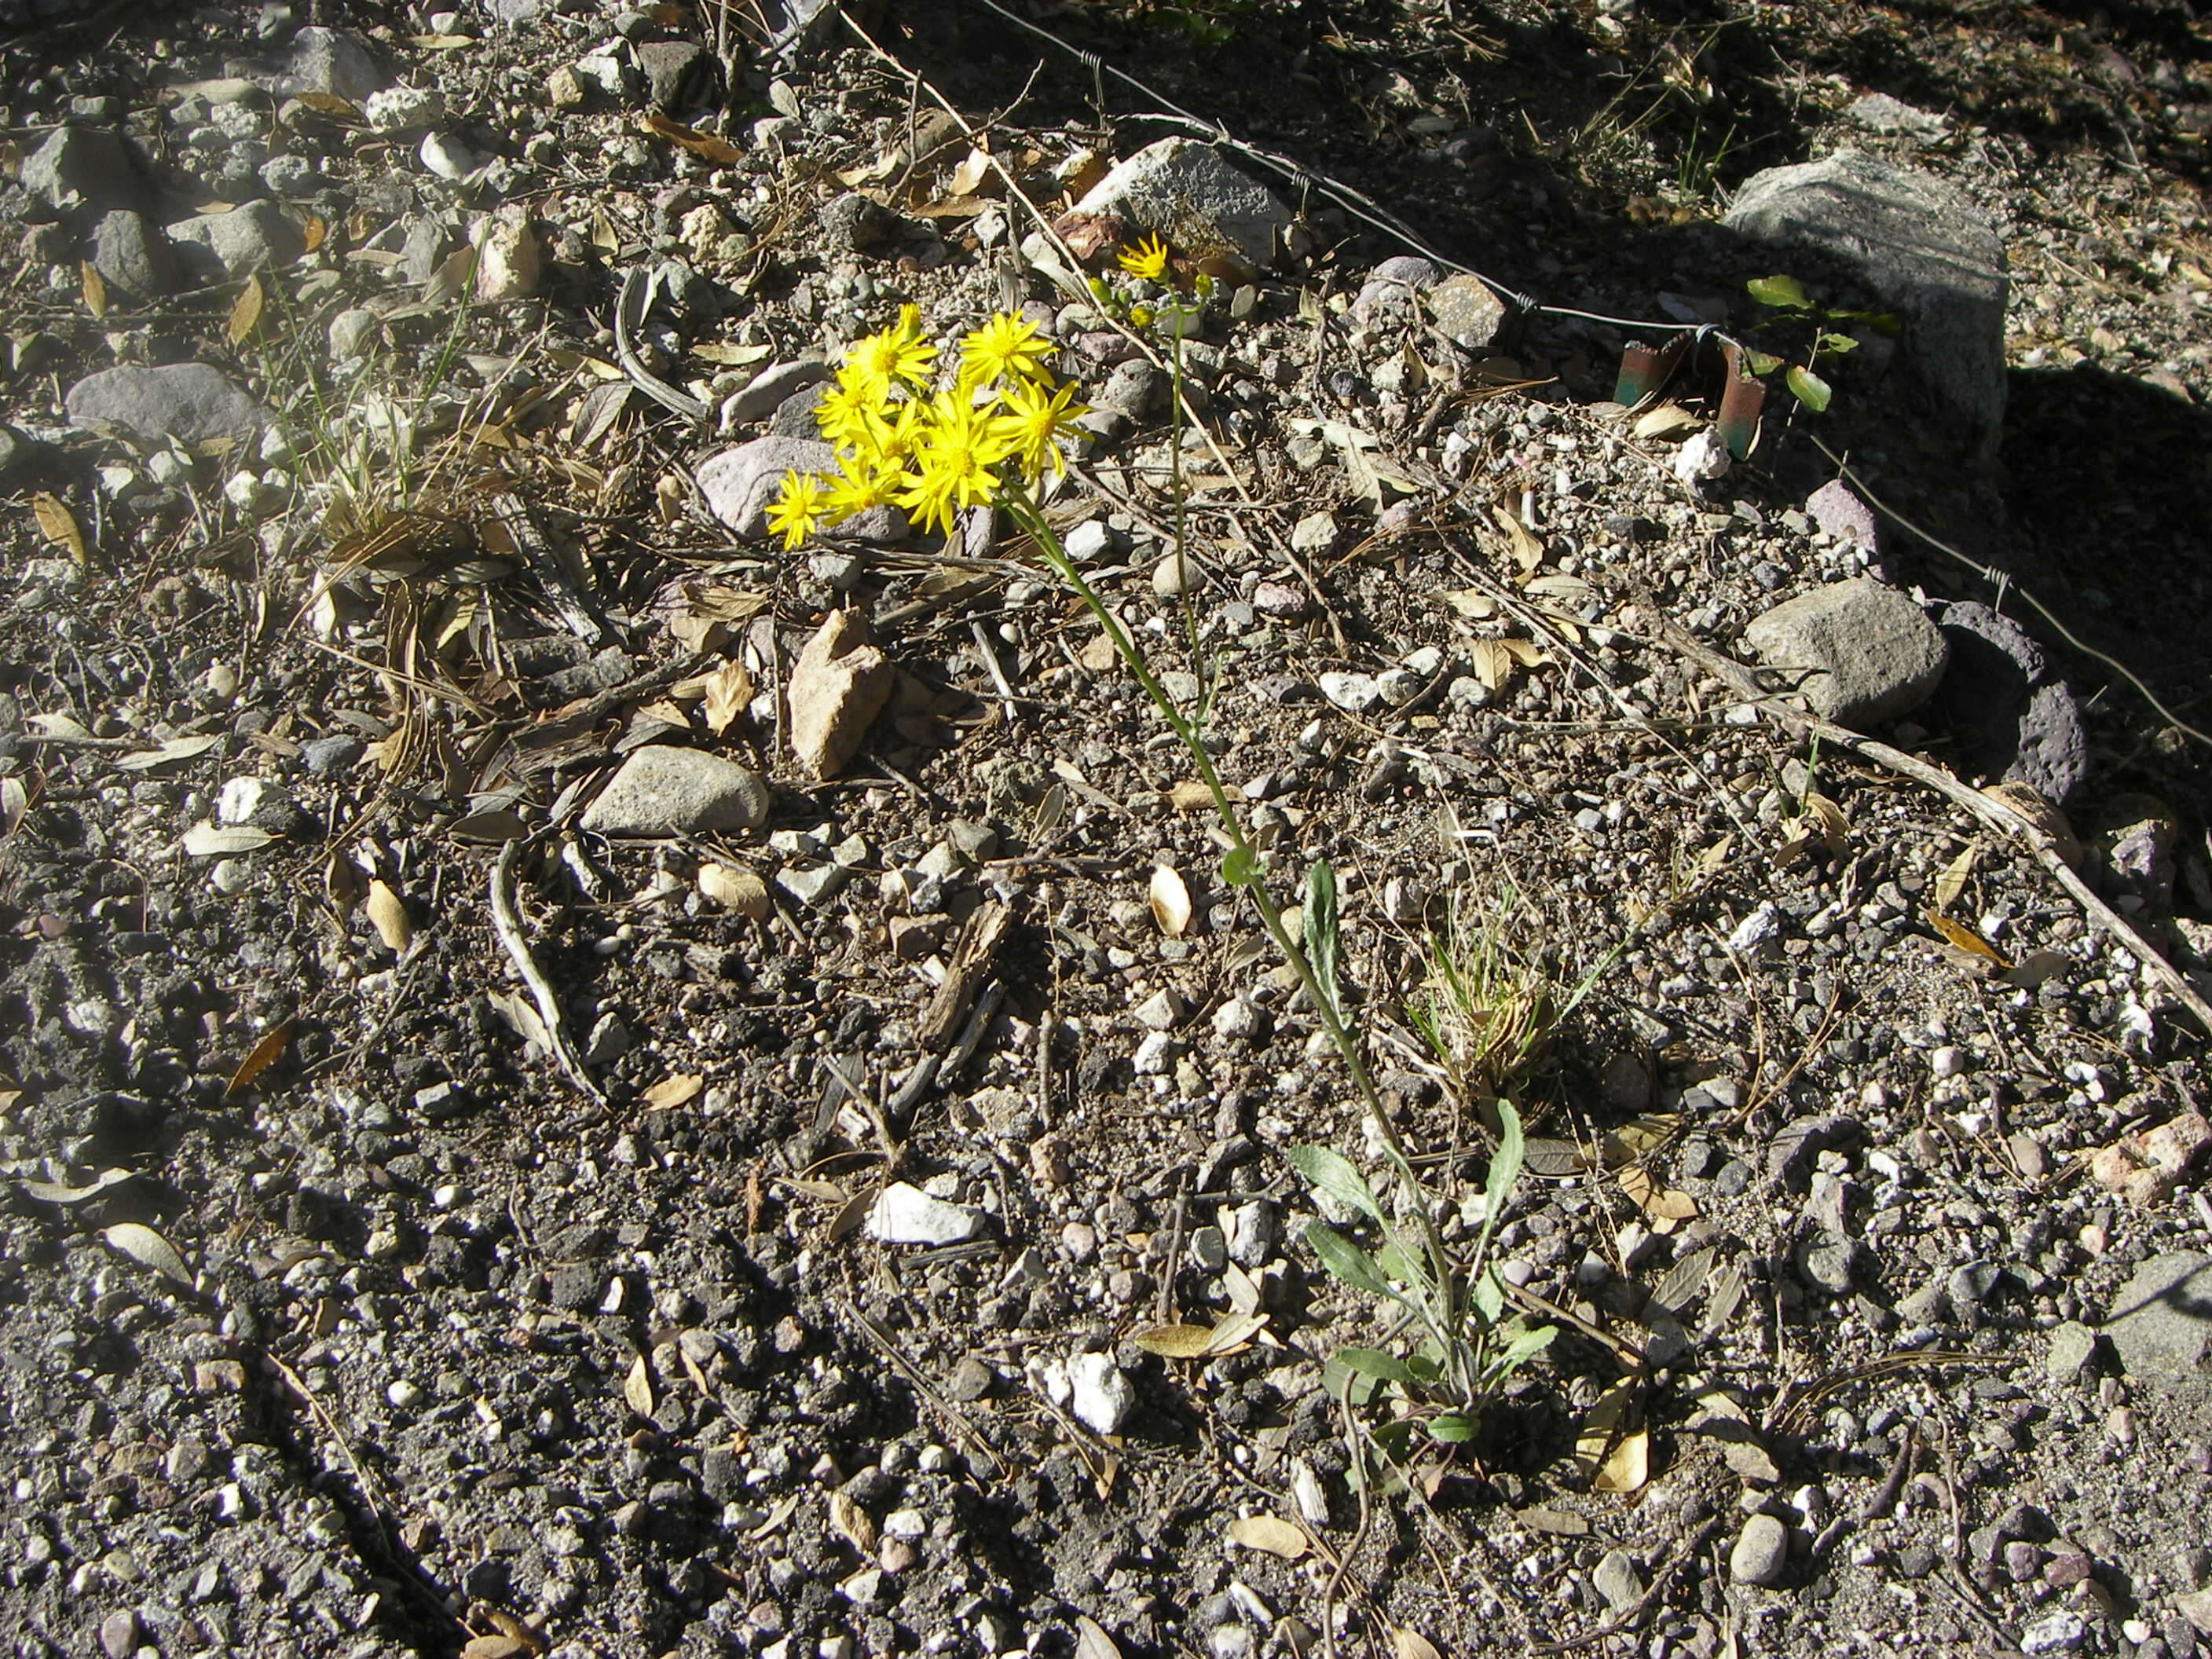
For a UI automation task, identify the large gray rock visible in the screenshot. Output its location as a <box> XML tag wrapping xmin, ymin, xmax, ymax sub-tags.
<box><xmin>697</xmin><ymin>436</ymin><xmax>837</xmax><ymax>537</ymax></box>
<box><xmin>1932</xmin><ymin>601</ymin><xmax>2086</xmax><ymax>803</ymax></box>
<box><xmin>166</xmin><ymin>201</ymin><xmax>305</xmax><ymax>280</ymax></box>
<box><xmin>0</xmin><ymin>425</ymin><xmax>49</xmax><ymax>488</ymax></box>
<box><xmin>20</xmin><ymin>126</ymin><xmax>146</xmax><ymax>219</ymax></box>
<box><xmin>635</xmin><ymin>39</ymin><xmax>719</xmax><ymax>115</ymax></box>
<box><xmin>1071</xmin><ymin>137</ymin><xmax>1295</xmax><ymax>270</ymax></box>
<box><xmin>64</xmin><ymin>363</ymin><xmax>269</xmax><ymax>446</ymax></box>
<box><xmin>85</xmin><ymin>209</ymin><xmax>172</xmax><ymax>298</ymax></box>
<box><xmin>1741</xmin><ymin>577</ymin><xmax>1947</xmax><ymax>730</ymax></box>
<box><xmin>1730</xmin><ymin>1513</ymin><xmax>1790</xmax><ymax>1587</ymax></box>
<box><xmin>722</xmin><ymin>360</ymin><xmax>830</xmax><ymax>427</ymax></box>
<box><xmin>579</xmin><ymin>746</ymin><xmax>770</xmax><ymax>837</ymax></box>
<box><xmin>1724</xmin><ymin>150</ymin><xmax>2006</xmax><ymax>452</ymax></box>
<box><xmin>280</xmin><ymin>27</ymin><xmax>390</xmax><ymax>101</ymax></box>
<box><xmin>2103</xmin><ymin>1253</ymin><xmax>2212</xmax><ymax>1417</ymax></box>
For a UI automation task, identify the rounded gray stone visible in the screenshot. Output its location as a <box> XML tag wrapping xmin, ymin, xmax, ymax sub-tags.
<box><xmin>1071</xmin><ymin>137</ymin><xmax>1294</xmax><ymax>269</ymax></box>
<box><xmin>1730</xmin><ymin>1513</ymin><xmax>1790</xmax><ymax>1586</ymax></box>
<box><xmin>282</xmin><ymin>27</ymin><xmax>391</xmax><ymax>101</ymax></box>
<box><xmin>579</xmin><ymin>747</ymin><xmax>771</xmax><ymax>837</ymax></box>
<box><xmin>2104</xmin><ymin>1253</ymin><xmax>2212</xmax><ymax>1401</ymax></box>
<box><xmin>165</xmin><ymin>200</ymin><xmax>305</xmax><ymax>280</ymax></box>
<box><xmin>86</xmin><ymin>208</ymin><xmax>172</xmax><ymax>297</ymax></box>
<box><xmin>65</xmin><ymin>363</ymin><xmax>269</xmax><ymax>447</ymax></box>
<box><xmin>21</xmin><ymin>125</ymin><xmax>147</xmax><ymax>218</ymax></box>
<box><xmin>1740</xmin><ymin>577</ymin><xmax>1948</xmax><ymax>730</ymax></box>
<box><xmin>696</xmin><ymin>435</ymin><xmax>837</xmax><ymax>537</ymax></box>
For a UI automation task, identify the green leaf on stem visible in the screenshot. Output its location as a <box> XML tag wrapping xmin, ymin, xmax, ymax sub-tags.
<box><xmin>1304</xmin><ymin>1221</ymin><xmax>1395</xmax><ymax>1298</ymax></box>
<box><xmin>1487</xmin><ymin>1321</ymin><xmax>1558</xmax><ymax>1381</ymax></box>
<box><xmin>1335</xmin><ymin>1347</ymin><xmax>1417</xmax><ymax>1384</ymax></box>
<box><xmin>1286</xmin><ymin>1145</ymin><xmax>1385</xmax><ymax>1223</ymax></box>
<box><xmin>1306</xmin><ymin>859</ymin><xmax>1342</xmax><ymax>1021</ymax></box>
<box><xmin>1484</xmin><ymin>1100</ymin><xmax>1525</xmax><ymax>1223</ymax></box>
<box><xmin>1745</xmin><ymin>273</ymin><xmax>1810</xmax><ymax>309</ymax></box>
<box><xmin>1220</xmin><ymin>845</ymin><xmax>1256</xmax><ymax>888</ymax></box>
<box><xmin>1785</xmin><ymin>364</ymin><xmax>1832</xmax><ymax>412</ymax></box>
<box><xmin>1470</xmin><ymin>1265</ymin><xmax>1505</xmax><ymax>1324</ymax></box>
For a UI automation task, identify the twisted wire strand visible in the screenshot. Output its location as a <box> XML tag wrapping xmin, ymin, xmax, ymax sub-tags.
<box><xmin>966</xmin><ymin>0</ymin><xmax>1687</xmax><ymax>338</ymax></box>
<box><xmin>947</xmin><ymin>2</ymin><xmax>2207</xmax><ymax>753</ymax></box>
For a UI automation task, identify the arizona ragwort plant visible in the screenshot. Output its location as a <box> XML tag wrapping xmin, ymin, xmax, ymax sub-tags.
<box><xmin>771</xmin><ymin>272</ymin><xmax>1555</xmax><ymax>1465</ymax></box>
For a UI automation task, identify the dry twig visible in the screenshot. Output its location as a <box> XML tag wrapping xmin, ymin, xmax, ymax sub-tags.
<box><xmin>1635</xmin><ymin>584</ymin><xmax>2212</xmax><ymax>1034</ymax></box>
<box><xmin>489</xmin><ymin>840</ymin><xmax>605</xmax><ymax>1101</ymax></box>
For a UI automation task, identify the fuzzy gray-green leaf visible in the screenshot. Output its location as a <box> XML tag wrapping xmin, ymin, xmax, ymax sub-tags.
<box><xmin>1285</xmin><ymin>1144</ymin><xmax>1383</xmax><ymax>1223</ymax></box>
<box><xmin>1335</xmin><ymin>1347</ymin><xmax>1417</xmax><ymax>1385</ymax></box>
<box><xmin>1305</xmin><ymin>1221</ymin><xmax>1394</xmax><ymax>1298</ymax></box>
<box><xmin>1306</xmin><ymin>859</ymin><xmax>1342</xmax><ymax>1022</ymax></box>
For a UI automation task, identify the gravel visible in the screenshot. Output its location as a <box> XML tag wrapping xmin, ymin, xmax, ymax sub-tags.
<box><xmin>0</xmin><ymin>2</ymin><xmax>2207</xmax><ymax>1657</ymax></box>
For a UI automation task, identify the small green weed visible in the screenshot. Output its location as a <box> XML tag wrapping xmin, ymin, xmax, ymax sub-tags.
<box><xmin>1412</xmin><ymin>878</ymin><xmax>1621</xmax><ymax>1115</ymax></box>
<box><xmin>1287</xmin><ymin>1099</ymin><xmax>1555</xmax><ymax>1467</ymax></box>
<box><xmin>1741</xmin><ymin>273</ymin><xmax>1900</xmax><ymax>415</ymax></box>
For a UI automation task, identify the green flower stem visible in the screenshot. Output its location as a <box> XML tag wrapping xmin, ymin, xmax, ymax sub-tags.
<box><xmin>1001</xmin><ymin>488</ymin><xmax>1458</xmax><ymax>1350</ymax></box>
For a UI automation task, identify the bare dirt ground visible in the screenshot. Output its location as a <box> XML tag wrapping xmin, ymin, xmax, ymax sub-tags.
<box><xmin>3</xmin><ymin>2</ymin><xmax>2212</xmax><ymax>1657</ymax></box>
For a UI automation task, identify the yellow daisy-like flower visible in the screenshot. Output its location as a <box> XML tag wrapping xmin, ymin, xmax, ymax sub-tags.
<box><xmin>992</xmin><ymin>375</ymin><xmax>1089</xmax><ymax>483</ymax></box>
<box><xmin>765</xmin><ymin>470</ymin><xmax>830</xmax><ymax>551</ymax></box>
<box><xmin>823</xmin><ymin>451</ymin><xmax>900</xmax><ymax>522</ymax></box>
<box><xmin>959</xmin><ymin>313</ymin><xmax>1053</xmax><ymax>390</ymax></box>
<box><xmin>870</xmin><ymin>397</ymin><xmax>929</xmax><ymax>467</ymax></box>
<box><xmin>896</xmin><ymin>386</ymin><xmax>1012</xmax><ymax>539</ymax></box>
<box><xmin>842</xmin><ymin>303</ymin><xmax>938</xmax><ymax>397</ymax></box>
<box><xmin>815</xmin><ymin>376</ymin><xmax>887</xmax><ymax>458</ymax></box>
<box><xmin>1118</xmin><ymin>233</ymin><xmax>1170</xmax><ymax>281</ymax></box>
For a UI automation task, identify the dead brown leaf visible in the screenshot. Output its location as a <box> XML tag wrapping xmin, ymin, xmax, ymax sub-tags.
<box><xmin>701</xmin><ymin>660</ymin><xmax>752</xmax><ymax>737</ymax></box>
<box><xmin>1619</xmin><ymin>1165</ymin><xmax>1698</xmax><ymax>1221</ymax></box>
<box><xmin>365</xmin><ymin>880</ymin><xmax>412</xmax><ymax>953</ymax></box>
<box><xmin>944</xmin><ymin>143</ymin><xmax>993</xmax><ymax>196</ymax></box>
<box><xmin>227</xmin><ymin>273</ymin><xmax>264</xmax><ymax>346</ymax></box>
<box><xmin>1596</xmin><ymin>1426</ymin><xmax>1650</xmax><ymax>1493</ymax></box>
<box><xmin>643</xmin><ymin>1073</ymin><xmax>703</xmax><ymax>1111</ymax></box>
<box><xmin>1226</xmin><ymin>1514</ymin><xmax>1308</xmax><ymax>1558</ymax></box>
<box><xmin>1467</xmin><ymin>638</ymin><xmax>1515</xmax><ymax>691</ymax></box>
<box><xmin>1148</xmin><ymin>865</ymin><xmax>1192</xmax><ymax>937</ymax></box>
<box><xmin>1924</xmin><ymin>909</ymin><xmax>2009</xmax><ymax>969</ymax></box>
<box><xmin>698</xmin><ymin>862</ymin><xmax>770</xmax><ymax>919</ymax></box>
<box><xmin>224</xmin><ymin>1018</ymin><xmax>295</xmax><ymax>1100</ymax></box>
<box><xmin>1632</xmin><ymin>401</ymin><xmax>1701</xmax><ymax>441</ymax></box>
<box><xmin>324</xmin><ymin>849</ymin><xmax>364</xmax><ymax>914</ymax></box>
<box><xmin>104</xmin><ymin>1221</ymin><xmax>192</xmax><ymax>1289</ymax></box>
<box><xmin>641</xmin><ymin>112</ymin><xmax>739</xmax><ymax>164</ymax></box>
<box><xmin>622</xmin><ymin>1353</ymin><xmax>654</xmax><ymax>1415</ymax></box>
<box><xmin>30</xmin><ymin>493</ymin><xmax>87</xmax><ymax>566</ymax></box>
<box><xmin>1491</xmin><ymin>500</ymin><xmax>1545</xmax><ymax>573</ymax></box>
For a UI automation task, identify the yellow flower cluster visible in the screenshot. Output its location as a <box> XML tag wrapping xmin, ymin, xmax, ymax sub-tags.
<box><xmin>766</xmin><ymin>304</ymin><xmax>1091</xmax><ymax>549</ymax></box>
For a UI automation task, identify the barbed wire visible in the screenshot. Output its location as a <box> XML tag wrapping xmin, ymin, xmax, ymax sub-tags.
<box><xmin>965</xmin><ymin>0</ymin><xmax>1706</xmax><ymax>339</ymax></box>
